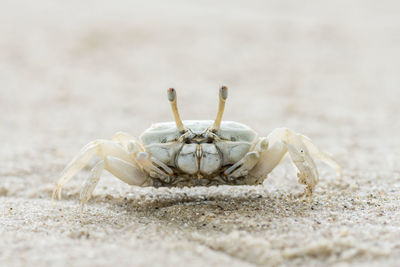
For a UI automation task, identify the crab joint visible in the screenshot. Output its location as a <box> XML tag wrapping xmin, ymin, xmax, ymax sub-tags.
<box><xmin>136</xmin><ymin>152</ymin><xmax>172</xmax><ymax>176</ymax></box>
<box><xmin>167</xmin><ymin>88</ymin><xmax>186</xmax><ymax>133</ymax></box>
<box><xmin>211</xmin><ymin>86</ymin><xmax>228</xmax><ymax>132</ymax></box>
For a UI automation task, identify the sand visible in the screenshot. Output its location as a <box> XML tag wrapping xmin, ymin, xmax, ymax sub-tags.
<box><xmin>1</xmin><ymin>0</ymin><xmax>400</xmax><ymax>266</ymax></box>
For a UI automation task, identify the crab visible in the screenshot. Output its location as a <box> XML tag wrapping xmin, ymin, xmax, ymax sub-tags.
<box><xmin>52</xmin><ymin>86</ymin><xmax>342</xmax><ymax>208</ymax></box>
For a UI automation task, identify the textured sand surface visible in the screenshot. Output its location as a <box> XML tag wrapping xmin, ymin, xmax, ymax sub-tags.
<box><xmin>1</xmin><ymin>0</ymin><xmax>400</xmax><ymax>266</ymax></box>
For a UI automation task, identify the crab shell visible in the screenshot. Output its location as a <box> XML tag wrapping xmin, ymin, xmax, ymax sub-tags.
<box><xmin>140</xmin><ymin>120</ymin><xmax>257</xmax><ymax>177</ymax></box>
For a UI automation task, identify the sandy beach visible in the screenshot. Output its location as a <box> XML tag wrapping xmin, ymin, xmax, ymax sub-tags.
<box><xmin>1</xmin><ymin>0</ymin><xmax>400</xmax><ymax>266</ymax></box>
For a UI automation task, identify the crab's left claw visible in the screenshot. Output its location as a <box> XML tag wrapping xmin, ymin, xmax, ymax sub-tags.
<box><xmin>298</xmin><ymin>134</ymin><xmax>343</xmax><ymax>179</ymax></box>
<box><xmin>286</xmin><ymin>141</ymin><xmax>319</xmax><ymax>194</ymax></box>
<box><xmin>224</xmin><ymin>151</ymin><xmax>260</xmax><ymax>179</ymax></box>
<box><xmin>249</xmin><ymin>128</ymin><xmax>342</xmax><ymax>195</ymax></box>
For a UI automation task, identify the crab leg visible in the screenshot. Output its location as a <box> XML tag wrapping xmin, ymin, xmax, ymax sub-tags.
<box><xmin>298</xmin><ymin>134</ymin><xmax>342</xmax><ymax>178</ymax></box>
<box><xmin>224</xmin><ymin>138</ymin><xmax>267</xmax><ymax>178</ymax></box>
<box><xmin>79</xmin><ymin>156</ymin><xmax>149</xmax><ymax>210</ymax></box>
<box><xmin>53</xmin><ymin>139</ymin><xmax>138</xmax><ymax>201</ymax></box>
<box><xmin>151</xmin><ymin>156</ymin><xmax>173</xmax><ymax>175</ymax></box>
<box><xmin>112</xmin><ymin>131</ymin><xmax>145</xmax><ymax>152</ymax></box>
<box><xmin>135</xmin><ymin>152</ymin><xmax>172</xmax><ymax>179</ymax></box>
<box><xmin>113</xmin><ymin>132</ymin><xmax>173</xmax><ymax>176</ymax></box>
<box><xmin>249</xmin><ymin>140</ymin><xmax>287</xmax><ymax>176</ymax></box>
<box><xmin>79</xmin><ymin>160</ymin><xmax>104</xmax><ymax>209</ymax></box>
<box><xmin>105</xmin><ymin>156</ymin><xmax>149</xmax><ymax>185</ymax></box>
<box><xmin>224</xmin><ymin>152</ymin><xmax>260</xmax><ymax>178</ymax></box>
<box><xmin>249</xmin><ymin>128</ymin><xmax>341</xmax><ymax>194</ymax></box>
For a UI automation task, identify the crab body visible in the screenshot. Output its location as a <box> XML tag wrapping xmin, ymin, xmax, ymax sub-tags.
<box><xmin>53</xmin><ymin>87</ymin><xmax>342</xmax><ymax>208</ymax></box>
<box><xmin>140</xmin><ymin>120</ymin><xmax>257</xmax><ymax>186</ymax></box>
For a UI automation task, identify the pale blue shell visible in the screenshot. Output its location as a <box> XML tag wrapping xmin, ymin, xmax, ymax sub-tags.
<box><xmin>140</xmin><ymin>120</ymin><xmax>257</xmax><ymax>145</ymax></box>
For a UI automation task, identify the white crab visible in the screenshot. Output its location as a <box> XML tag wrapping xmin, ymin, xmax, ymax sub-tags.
<box><xmin>53</xmin><ymin>87</ymin><xmax>342</xmax><ymax>207</ymax></box>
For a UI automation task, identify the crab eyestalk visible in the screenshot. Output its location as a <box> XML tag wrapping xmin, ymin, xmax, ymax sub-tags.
<box><xmin>167</xmin><ymin>88</ymin><xmax>186</xmax><ymax>133</ymax></box>
<box><xmin>211</xmin><ymin>86</ymin><xmax>228</xmax><ymax>132</ymax></box>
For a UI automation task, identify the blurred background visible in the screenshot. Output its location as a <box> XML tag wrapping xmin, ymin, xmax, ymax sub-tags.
<box><xmin>1</xmin><ymin>0</ymin><xmax>400</xmax><ymax>266</ymax></box>
<box><xmin>1</xmin><ymin>0</ymin><xmax>399</xmax><ymax>191</ymax></box>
